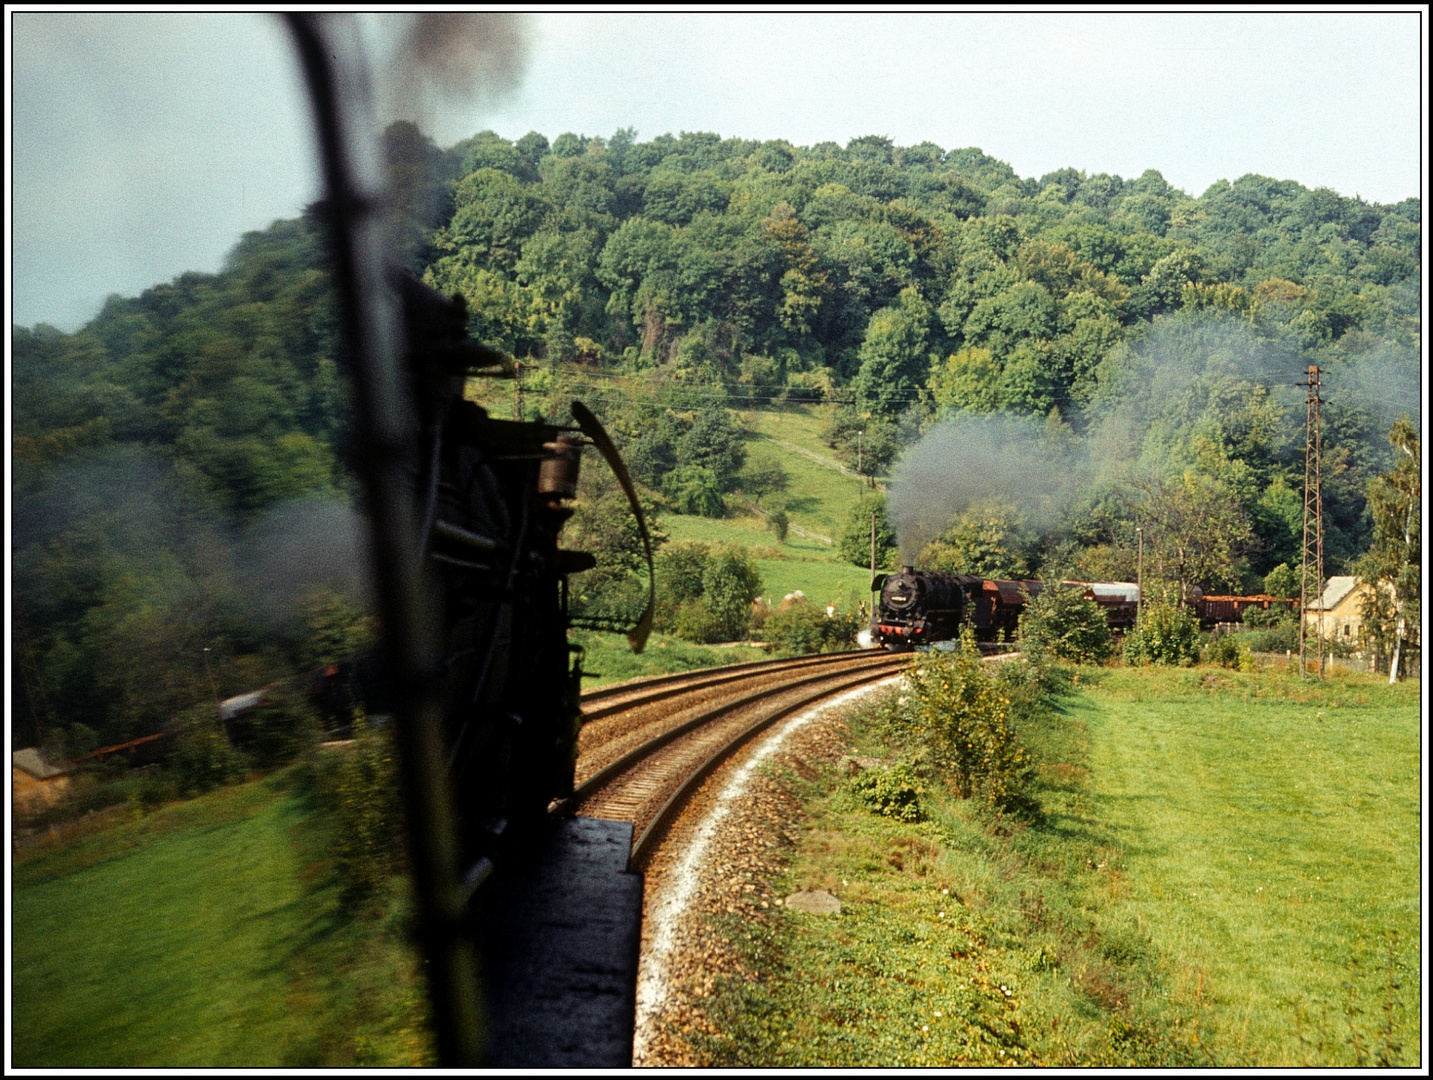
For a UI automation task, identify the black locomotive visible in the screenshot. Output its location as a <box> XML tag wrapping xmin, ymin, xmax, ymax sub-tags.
<box><xmin>871</xmin><ymin>567</ymin><xmax>1140</xmax><ymax>650</ymax></box>
<box><xmin>285</xmin><ymin>15</ymin><xmax>652</xmax><ymax>1065</ymax></box>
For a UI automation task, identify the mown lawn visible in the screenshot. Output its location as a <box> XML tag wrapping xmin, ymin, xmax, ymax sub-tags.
<box><xmin>695</xmin><ymin>662</ymin><xmax>1421</xmax><ymax>1067</ymax></box>
<box><xmin>11</xmin><ymin>773</ymin><xmax>430</xmax><ymax>1068</ymax></box>
<box><xmin>1073</xmin><ymin>665</ymin><xmax>1422</xmax><ymax>1065</ymax></box>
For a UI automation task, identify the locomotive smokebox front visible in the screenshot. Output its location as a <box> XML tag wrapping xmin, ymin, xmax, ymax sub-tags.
<box><xmin>874</xmin><ymin>568</ymin><xmax>975</xmax><ymax>650</ymax></box>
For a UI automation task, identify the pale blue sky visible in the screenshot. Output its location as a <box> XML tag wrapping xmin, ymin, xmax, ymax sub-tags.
<box><xmin>9</xmin><ymin>10</ymin><xmax>1425</xmax><ymax>332</ymax></box>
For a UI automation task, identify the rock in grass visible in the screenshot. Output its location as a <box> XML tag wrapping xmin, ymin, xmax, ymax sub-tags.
<box><xmin>785</xmin><ymin>889</ymin><xmax>841</xmax><ymax>914</ymax></box>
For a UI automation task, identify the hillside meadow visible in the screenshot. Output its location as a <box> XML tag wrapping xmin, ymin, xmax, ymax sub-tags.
<box><xmin>11</xmin><ymin>771</ymin><xmax>432</xmax><ymax>1069</ymax></box>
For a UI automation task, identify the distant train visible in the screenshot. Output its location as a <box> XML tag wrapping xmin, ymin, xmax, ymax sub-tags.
<box><xmin>871</xmin><ymin>567</ymin><xmax>1140</xmax><ymax>650</ymax></box>
<box><xmin>870</xmin><ymin>567</ymin><xmax>1296</xmax><ymax>651</ymax></box>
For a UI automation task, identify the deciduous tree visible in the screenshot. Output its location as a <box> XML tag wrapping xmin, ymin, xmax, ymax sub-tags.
<box><xmin>1354</xmin><ymin>418</ymin><xmax>1420</xmax><ymax>679</ymax></box>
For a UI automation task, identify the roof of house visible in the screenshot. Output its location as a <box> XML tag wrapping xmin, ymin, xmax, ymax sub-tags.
<box><xmin>13</xmin><ymin>748</ymin><xmax>67</xmax><ymax>780</ymax></box>
<box><xmin>1312</xmin><ymin>576</ymin><xmax>1361</xmax><ymax>612</ymax></box>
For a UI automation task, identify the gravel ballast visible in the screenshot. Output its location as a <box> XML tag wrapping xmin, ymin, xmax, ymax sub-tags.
<box><xmin>631</xmin><ymin>677</ymin><xmax>901</xmax><ymax>1067</ymax></box>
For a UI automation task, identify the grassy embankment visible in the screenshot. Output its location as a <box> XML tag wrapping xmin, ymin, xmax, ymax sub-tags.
<box><xmin>11</xmin><ymin>771</ymin><xmax>431</xmax><ymax>1068</ymax></box>
<box><xmin>694</xmin><ymin>663</ymin><xmax>1421</xmax><ymax>1067</ymax></box>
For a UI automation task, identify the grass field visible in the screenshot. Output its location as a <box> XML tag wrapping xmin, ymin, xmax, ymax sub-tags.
<box><xmin>573</xmin><ymin>628</ymin><xmax>771</xmax><ymax>689</ymax></box>
<box><xmin>695</xmin><ymin>662</ymin><xmax>1422</xmax><ymax>1067</ymax></box>
<box><xmin>741</xmin><ymin>405</ymin><xmax>873</xmax><ymax>541</ymax></box>
<box><xmin>11</xmin><ymin>772</ymin><xmax>431</xmax><ymax>1068</ymax></box>
<box><xmin>662</xmin><ymin>512</ymin><xmax>873</xmax><ymax>609</ymax></box>
<box><xmin>1073</xmin><ymin>666</ymin><xmax>1422</xmax><ymax>1065</ymax></box>
<box><xmin>577</xmin><ymin>402</ymin><xmax>876</xmax><ymax>682</ymax></box>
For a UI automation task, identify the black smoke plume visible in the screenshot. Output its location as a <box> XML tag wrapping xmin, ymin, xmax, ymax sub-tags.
<box><xmin>380</xmin><ymin>12</ymin><xmax>534</xmax><ymax>130</ymax></box>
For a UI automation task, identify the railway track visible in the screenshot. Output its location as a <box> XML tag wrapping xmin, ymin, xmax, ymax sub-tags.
<box><xmin>559</xmin><ymin>650</ymin><xmax>907</xmax><ymax>865</ymax></box>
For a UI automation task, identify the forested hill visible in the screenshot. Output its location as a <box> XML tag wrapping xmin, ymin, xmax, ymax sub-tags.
<box><xmin>410</xmin><ymin>127</ymin><xmax>1419</xmax><ymax>419</ymax></box>
<box><xmin>11</xmin><ymin>126</ymin><xmax>1421</xmax><ymax>750</ymax></box>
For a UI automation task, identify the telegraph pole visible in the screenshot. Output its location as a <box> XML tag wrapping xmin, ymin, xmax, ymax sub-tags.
<box><xmin>1297</xmin><ymin>365</ymin><xmax>1324</xmax><ymax>678</ymax></box>
<box><xmin>870</xmin><ymin>512</ymin><xmax>877</xmax><ymax>591</ymax></box>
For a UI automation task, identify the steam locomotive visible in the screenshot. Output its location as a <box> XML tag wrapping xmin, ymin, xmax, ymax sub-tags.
<box><xmin>870</xmin><ymin>566</ymin><xmax>1139</xmax><ymax>650</ymax></box>
<box><xmin>285</xmin><ymin>15</ymin><xmax>651</xmax><ymax>1065</ymax></box>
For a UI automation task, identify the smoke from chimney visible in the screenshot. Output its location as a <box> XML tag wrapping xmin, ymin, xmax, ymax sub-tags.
<box><xmin>380</xmin><ymin>12</ymin><xmax>534</xmax><ymax>136</ymax></box>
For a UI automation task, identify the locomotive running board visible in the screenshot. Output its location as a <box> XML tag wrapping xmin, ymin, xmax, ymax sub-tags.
<box><xmin>473</xmin><ymin>815</ymin><xmax>644</xmax><ymax>1067</ymax></box>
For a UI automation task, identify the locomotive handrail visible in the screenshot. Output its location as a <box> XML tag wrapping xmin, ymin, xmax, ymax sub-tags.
<box><xmin>572</xmin><ymin>400</ymin><xmax>655</xmax><ymax>653</ymax></box>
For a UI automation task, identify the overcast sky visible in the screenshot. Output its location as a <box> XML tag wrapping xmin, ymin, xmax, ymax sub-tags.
<box><xmin>9</xmin><ymin>10</ymin><xmax>1426</xmax><ymax>332</ymax></box>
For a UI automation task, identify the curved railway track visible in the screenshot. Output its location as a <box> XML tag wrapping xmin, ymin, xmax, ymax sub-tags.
<box><xmin>559</xmin><ymin>650</ymin><xmax>907</xmax><ymax>865</ymax></box>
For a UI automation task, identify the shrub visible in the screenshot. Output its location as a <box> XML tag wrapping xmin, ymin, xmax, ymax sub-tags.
<box><xmin>654</xmin><ymin>541</ymin><xmax>711</xmax><ymax>631</ymax></box>
<box><xmin>1241</xmin><ymin>620</ymin><xmax>1301</xmax><ymax>654</ymax></box>
<box><xmin>1018</xmin><ymin>582</ymin><xmax>1114</xmax><ymax>664</ymax></box>
<box><xmin>328</xmin><ymin>715</ymin><xmax>405</xmax><ymax>911</ymax></box>
<box><xmin>700</xmin><ymin>546</ymin><xmax>763</xmax><ymax>641</ymax></box>
<box><xmin>674</xmin><ymin>408</ymin><xmax>746</xmax><ymax>486</ymax></box>
<box><xmin>1122</xmin><ymin>601</ymin><xmax>1201</xmax><ymax>666</ymax></box>
<box><xmin>1263</xmin><ymin>562</ymin><xmax>1298</xmax><ymax>599</ymax></box>
<box><xmin>837</xmin><ymin>494</ymin><xmax>898</xmax><ymax>570</ymax></box>
<box><xmin>40</xmin><ymin>723</ymin><xmax>101</xmax><ymax>765</ymax></box>
<box><xmin>994</xmin><ymin>650</ymin><xmax>1073</xmax><ymax>726</ymax></box>
<box><xmin>171</xmin><ymin>719</ymin><xmax>248</xmax><ymax>794</ymax></box>
<box><xmin>906</xmin><ymin>627</ymin><xmax>1034</xmax><ymax>811</ymax></box>
<box><xmin>763</xmin><ymin>598</ymin><xmax>859</xmax><ymax>655</ymax></box>
<box><xmin>1242</xmin><ymin>603</ymin><xmax>1293</xmax><ymax>629</ymax></box>
<box><xmin>851</xmin><ymin>763</ymin><xmax>924</xmax><ymax>822</ymax></box>
<box><xmin>135</xmin><ymin>771</ymin><xmax>180</xmax><ymax>810</ymax></box>
<box><xmin>662</xmin><ymin>465</ymin><xmax>725</xmax><ymax>517</ymax></box>
<box><xmin>662</xmin><ymin>543</ymin><xmax>762</xmax><ymax>643</ymax></box>
<box><xmin>1201</xmin><ymin>634</ymin><xmax>1252</xmax><ymax>670</ymax></box>
<box><xmin>299</xmin><ymin>587</ymin><xmax>379</xmax><ymax>670</ymax></box>
<box><xmin>672</xmin><ymin>597</ymin><xmax>727</xmax><ymax>644</ymax></box>
<box><xmin>767</xmin><ymin>507</ymin><xmax>790</xmax><ymax>543</ymax></box>
<box><xmin>247</xmin><ymin>683</ymin><xmax>323</xmax><ymax>768</ymax></box>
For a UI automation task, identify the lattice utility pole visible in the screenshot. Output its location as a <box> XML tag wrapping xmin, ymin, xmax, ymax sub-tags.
<box><xmin>1297</xmin><ymin>365</ymin><xmax>1324</xmax><ymax>678</ymax></box>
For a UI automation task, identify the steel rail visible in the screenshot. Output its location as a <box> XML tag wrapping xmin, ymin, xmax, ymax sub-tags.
<box><xmin>580</xmin><ymin>650</ymin><xmax>886</xmax><ymax>721</ymax></box>
<box><xmin>561</xmin><ymin>653</ymin><xmax>905</xmax><ymax>807</ymax></box>
<box><xmin>628</xmin><ymin>664</ymin><xmax>903</xmax><ymax>862</ymax></box>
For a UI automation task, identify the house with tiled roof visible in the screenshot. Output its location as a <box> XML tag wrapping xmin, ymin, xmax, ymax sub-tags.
<box><xmin>12</xmin><ymin>748</ymin><xmax>73</xmax><ymax>815</ymax></box>
<box><xmin>1302</xmin><ymin>575</ymin><xmax>1371</xmax><ymax>646</ymax></box>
